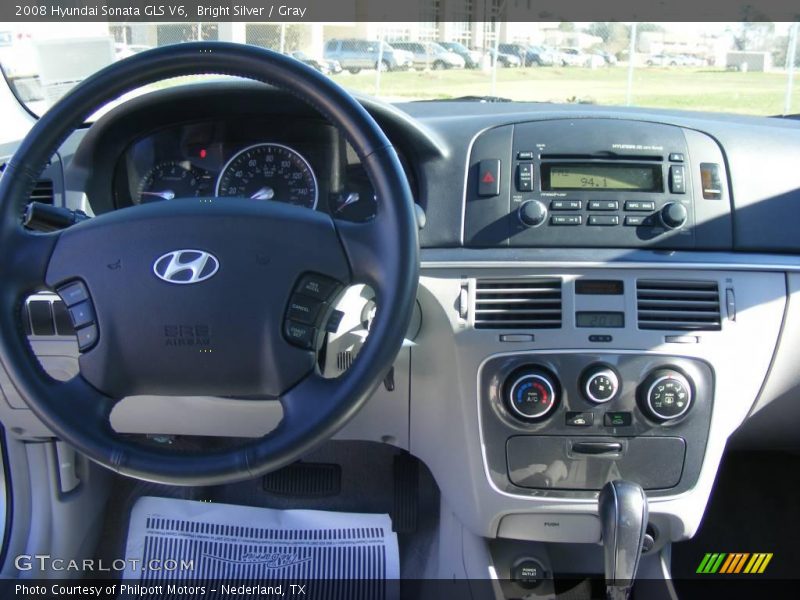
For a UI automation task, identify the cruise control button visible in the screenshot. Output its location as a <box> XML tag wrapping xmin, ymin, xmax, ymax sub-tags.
<box><xmin>588</xmin><ymin>215</ymin><xmax>619</xmax><ymax>226</ymax></box>
<box><xmin>68</xmin><ymin>301</ymin><xmax>95</xmax><ymax>329</ymax></box>
<box><xmin>76</xmin><ymin>324</ymin><xmax>98</xmax><ymax>351</ymax></box>
<box><xmin>284</xmin><ymin>321</ymin><xmax>316</xmax><ymax>349</ymax></box>
<box><xmin>57</xmin><ymin>281</ymin><xmax>89</xmax><ymax>307</ymax></box>
<box><xmin>295</xmin><ymin>273</ymin><xmax>339</xmax><ymax>301</ymax></box>
<box><xmin>551</xmin><ymin>215</ymin><xmax>581</xmax><ymax>225</ymax></box>
<box><xmin>287</xmin><ymin>294</ymin><xmax>325</xmax><ymax>325</ymax></box>
<box><xmin>588</xmin><ymin>200</ymin><xmax>618</xmax><ymax>211</ymax></box>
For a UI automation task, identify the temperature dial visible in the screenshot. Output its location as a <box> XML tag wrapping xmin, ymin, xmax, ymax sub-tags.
<box><xmin>505</xmin><ymin>369</ymin><xmax>559</xmax><ymax>421</ymax></box>
<box><xmin>641</xmin><ymin>369</ymin><xmax>693</xmax><ymax>422</ymax></box>
<box><xmin>583</xmin><ymin>367</ymin><xmax>620</xmax><ymax>404</ymax></box>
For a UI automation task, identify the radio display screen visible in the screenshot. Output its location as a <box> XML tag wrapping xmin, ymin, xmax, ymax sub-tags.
<box><xmin>542</xmin><ymin>164</ymin><xmax>662</xmax><ymax>192</ymax></box>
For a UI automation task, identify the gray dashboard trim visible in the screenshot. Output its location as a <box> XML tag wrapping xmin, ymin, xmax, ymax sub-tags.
<box><xmin>421</xmin><ymin>249</ymin><xmax>800</xmax><ymax>272</ymax></box>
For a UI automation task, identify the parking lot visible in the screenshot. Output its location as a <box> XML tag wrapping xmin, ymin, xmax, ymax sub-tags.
<box><xmin>340</xmin><ymin>66</ymin><xmax>800</xmax><ymax>115</ymax></box>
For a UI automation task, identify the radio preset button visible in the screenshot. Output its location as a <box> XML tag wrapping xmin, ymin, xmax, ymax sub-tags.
<box><xmin>551</xmin><ymin>215</ymin><xmax>581</xmax><ymax>226</ymax></box>
<box><xmin>588</xmin><ymin>215</ymin><xmax>619</xmax><ymax>226</ymax></box>
<box><xmin>551</xmin><ymin>199</ymin><xmax>581</xmax><ymax>210</ymax></box>
<box><xmin>588</xmin><ymin>200</ymin><xmax>619</xmax><ymax>211</ymax></box>
<box><xmin>624</xmin><ymin>201</ymin><xmax>655</xmax><ymax>211</ymax></box>
<box><xmin>624</xmin><ymin>216</ymin><xmax>645</xmax><ymax>226</ymax></box>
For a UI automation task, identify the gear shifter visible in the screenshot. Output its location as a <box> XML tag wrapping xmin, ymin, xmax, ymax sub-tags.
<box><xmin>599</xmin><ymin>480</ymin><xmax>649</xmax><ymax>600</ymax></box>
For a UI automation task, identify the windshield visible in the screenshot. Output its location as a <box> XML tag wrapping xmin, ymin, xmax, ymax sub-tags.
<box><xmin>1</xmin><ymin>21</ymin><xmax>798</xmax><ymax>116</ymax></box>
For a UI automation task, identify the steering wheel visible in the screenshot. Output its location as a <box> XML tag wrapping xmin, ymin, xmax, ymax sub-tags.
<box><xmin>0</xmin><ymin>43</ymin><xmax>419</xmax><ymax>485</ymax></box>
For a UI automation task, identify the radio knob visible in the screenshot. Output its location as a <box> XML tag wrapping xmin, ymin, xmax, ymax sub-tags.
<box><xmin>518</xmin><ymin>200</ymin><xmax>547</xmax><ymax>228</ymax></box>
<box><xmin>660</xmin><ymin>202</ymin><xmax>688</xmax><ymax>229</ymax></box>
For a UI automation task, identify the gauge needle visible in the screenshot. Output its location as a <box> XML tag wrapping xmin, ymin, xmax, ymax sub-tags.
<box><xmin>335</xmin><ymin>192</ymin><xmax>360</xmax><ymax>212</ymax></box>
<box><xmin>250</xmin><ymin>187</ymin><xmax>275</xmax><ymax>200</ymax></box>
<box><xmin>141</xmin><ymin>190</ymin><xmax>176</xmax><ymax>201</ymax></box>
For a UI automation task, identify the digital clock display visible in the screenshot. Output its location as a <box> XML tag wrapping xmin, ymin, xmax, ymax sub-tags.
<box><xmin>543</xmin><ymin>164</ymin><xmax>662</xmax><ymax>192</ymax></box>
<box><xmin>576</xmin><ymin>311</ymin><xmax>625</xmax><ymax>328</ymax></box>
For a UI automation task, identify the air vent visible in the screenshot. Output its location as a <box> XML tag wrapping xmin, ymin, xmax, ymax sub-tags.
<box><xmin>29</xmin><ymin>179</ymin><xmax>54</xmax><ymax>205</ymax></box>
<box><xmin>637</xmin><ymin>280</ymin><xmax>721</xmax><ymax>331</ymax></box>
<box><xmin>474</xmin><ymin>278</ymin><xmax>562</xmax><ymax>329</ymax></box>
<box><xmin>336</xmin><ymin>350</ymin><xmax>354</xmax><ymax>372</ymax></box>
<box><xmin>0</xmin><ymin>161</ymin><xmax>55</xmax><ymax>205</ymax></box>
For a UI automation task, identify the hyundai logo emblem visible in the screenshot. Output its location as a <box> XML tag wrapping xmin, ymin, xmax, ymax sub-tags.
<box><xmin>153</xmin><ymin>250</ymin><xmax>219</xmax><ymax>284</ymax></box>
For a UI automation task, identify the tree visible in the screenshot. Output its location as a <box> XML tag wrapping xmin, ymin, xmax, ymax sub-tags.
<box><xmin>730</xmin><ymin>22</ymin><xmax>776</xmax><ymax>51</ymax></box>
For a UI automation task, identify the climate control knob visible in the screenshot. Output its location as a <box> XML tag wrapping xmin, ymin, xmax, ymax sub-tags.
<box><xmin>518</xmin><ymin>200</ymin><xmax>547</xmax><ymax>228</ymax></box>
<box><xmin>640</xmin><ymin>369</ymin><xmax>693</xmax><ymax>422</ymax></box>
<box><xmin>582</xmin><ymin>366</ymin><xmax>620</xmax><ymax>404</ymax></box>
<box><xmin>659</xmin><ymin>202</ymin><xmax>688</xmax><ymax>230</ymax></box>
<box><xmin>505</xmin><ymin>369</ymin><xmax>559</xmax><ymax>421</ymax></box>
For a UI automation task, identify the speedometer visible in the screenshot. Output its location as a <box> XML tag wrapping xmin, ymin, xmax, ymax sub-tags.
<box><xmin>215</xmin><ymin>143</ymin><xmax>319</xmax><ymax>209</ymax></box>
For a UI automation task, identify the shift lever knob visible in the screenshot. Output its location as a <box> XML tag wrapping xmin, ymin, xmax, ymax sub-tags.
<box><xmin>599</xmin><ymin>480</ymin><xmax>648</xmax><ymax>600</ymax></box>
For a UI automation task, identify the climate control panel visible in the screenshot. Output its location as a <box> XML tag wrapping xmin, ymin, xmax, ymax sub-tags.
<box><xmin>481</xmin><ymin>352</ymin><xmax>713</xmax><ymax>496</ymax></box>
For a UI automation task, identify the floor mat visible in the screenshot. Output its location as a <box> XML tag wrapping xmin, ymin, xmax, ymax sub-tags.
<box><xmin>122</xmin><ymin>496</ymin><xmax>399</xmax><ymax>595</ymax></box>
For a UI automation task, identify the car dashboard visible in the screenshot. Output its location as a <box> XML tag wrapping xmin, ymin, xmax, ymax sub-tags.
<box><xmin>2</xmin><ymin>81</ymin><xmax>800</xmax><ymax>580</ymax></box>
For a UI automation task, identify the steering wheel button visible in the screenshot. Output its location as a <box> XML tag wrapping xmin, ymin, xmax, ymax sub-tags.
<box><xmin>295</xmin><ymin>273</ymin><xmax>339</xmax><ymax>301</ymax></box>
<box><xmin>287</xmin><ymin>294</ymin><xmax>325</xmax><ymax>325</ymax></box>
<box><xmin>284</xmin><ymin>321</ymin><xmax>316</xmax><ymax>349</ymax></box>
<box><xmin>68</xmin><ymin>301</ymin><xmax>95</xmax><ymax>329</ymax></box>
<box><xmin>76</xmin><ymin>324</ymin><xmax>98</xmax><ymax>351</ymax></box>
<box><xmin>57</xmin><ymin>281</ymin><xmax>89</xmax><ymax>307</ymax></box>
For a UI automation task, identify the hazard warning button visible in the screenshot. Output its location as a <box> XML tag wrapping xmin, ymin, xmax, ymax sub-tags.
<box><xmin>477</xmin><ymin>159</ymin><xmax>501</xmax><ymax>197</ymax></box>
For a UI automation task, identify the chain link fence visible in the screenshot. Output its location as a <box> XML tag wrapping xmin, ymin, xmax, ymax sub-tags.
<box><xmin>1</xmin><ymin>21</ymin><xmax>798</xmax><ymax>115</ymax></box>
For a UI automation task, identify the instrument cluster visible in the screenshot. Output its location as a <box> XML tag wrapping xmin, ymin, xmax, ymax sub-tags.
<box><xmin>113</xmin><ymin>117</ymin><xmax>413</xmax><ymax>222</ymax></box>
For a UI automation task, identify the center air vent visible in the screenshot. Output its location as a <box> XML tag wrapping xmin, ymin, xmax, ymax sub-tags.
<box><xmin>474</xmin><ymin>278</ymin><xmax>562</xmax><ymax>329</ymax></box>
<box><xmin>637</xmin><ymin>280</ymin><xmax>721</xmax><ymax>331</ymax></box>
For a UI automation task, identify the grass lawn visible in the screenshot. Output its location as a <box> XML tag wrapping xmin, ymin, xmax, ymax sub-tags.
<box><xmin>337</xmin><ymin>66</ymin><xmax>800</xmax><ymax>116</ymax></box>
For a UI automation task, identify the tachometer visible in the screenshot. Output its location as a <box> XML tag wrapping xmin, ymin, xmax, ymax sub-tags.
<box><xmin>136</xmin><ymin>161</ymin><xmax>213</xmax><ymax>204</ymax></box>
<box><xmin>215</xmin><ymin>143</ymin><xmax>318</xmax><ymax>209</ymax></box>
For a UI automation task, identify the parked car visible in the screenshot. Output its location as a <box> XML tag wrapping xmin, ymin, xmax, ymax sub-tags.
<box><xmin>477</xmin><ymin>46</ymin><xmax>521</xmax><ymax>68</ymax></box>
<box><xmin>596</xmin><ymin>50</ymin><xmax>618</xmax><ymax>66</ymax></box>
<box><xmin>497</xmin><ymin>43</ymin><xmax>549</xmax><ymax>67</ymax></box>
<box><xmin>388</xmin><ymin>41</ymin><xmax>465</xmax><ymax>70</ymax></box>
<box><xmin>288</xmin><ymin>50</ymin><xmax>342</xmax><ymax>76</ymax></box>
<box><xmin>647</xmin><ymin>54</ymin><xmax>680</xmax><ymax>67</ymax></box>
<box><xmin>439</xmin><ymin>41</ymin><xmax>483</xmax><ymax>69</ymax></box>
<box><xmin>323</xmin><ymin>39</ymin><xmax>413</xmax><ymax>74</ymax></box>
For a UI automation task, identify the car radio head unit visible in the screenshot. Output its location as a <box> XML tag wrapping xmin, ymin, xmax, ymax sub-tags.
<box><xmin>464</xmin><ymin>118</ymin><xmax>732</xmax><ymax>250</ymax></box>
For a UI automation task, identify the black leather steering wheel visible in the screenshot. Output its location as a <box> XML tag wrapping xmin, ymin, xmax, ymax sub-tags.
<box><xmin>0</xmin><ymin>42</ymin><xmax>419</xmax><ymax>485</ymax></box>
